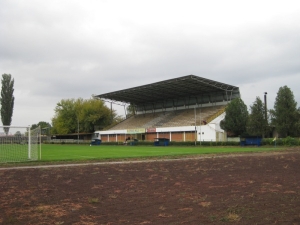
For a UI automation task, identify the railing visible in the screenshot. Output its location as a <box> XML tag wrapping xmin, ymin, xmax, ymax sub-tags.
<box><xmin>205</xmin><ymin>107</ymin><xmax>226</xmax><ymax>124</ymax></box>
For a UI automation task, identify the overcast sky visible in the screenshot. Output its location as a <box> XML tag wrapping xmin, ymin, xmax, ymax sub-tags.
<box><xmin>1</xmin><ymin>0</ymin><xmax>300</xmax><ymax>127</ymax></box>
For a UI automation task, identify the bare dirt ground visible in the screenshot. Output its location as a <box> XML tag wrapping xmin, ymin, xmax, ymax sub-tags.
<box><xmin>1</xmin><ymin>149</ymin><xmax>300</xmax><ymax>225</ymax></box>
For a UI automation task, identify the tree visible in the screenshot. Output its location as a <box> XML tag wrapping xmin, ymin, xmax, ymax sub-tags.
<box><xmin>31</xmin><ymin>121</ymin><xmax>52</xmax><ymax>135</ymax></box>
<box><xmin>126</xmin><ymin>104</ymin><xmax>136</xmax><ymax>117</ymax></box>
<box><xmin>31</xmin><ymin>121</ymin><xmax>51</xmax><ymax>130</ymax></box>
<box><xmin>52</xmin><ymin>99</ymin><xmax>77</xmax><ymax>134</ymax></box>
<box><xmin>1</xmin><ymin>74</ymin><xmax>15</xmax><ymax>135</ymax></box>
<box><xmin>296</xmin><ymin>107</ymin><xmax>300</xmax><ymax>136</ymax></box>
<box><xmin>247</xmin><ymin>97</ymin><xmax>268</xmax><ymax>137</ymax></box>
<box><xmin>271</xmin><ymin>86</ymin><xmax>298</xmax><ymax>137</ymax></box>
<box><xmin>220</xmin><ymin>98</ymin><xmax>248</xmax><ymax>136</ymax></box>
<box><xmin>14</xmin><ymin>131</ymin><xmax>22</xmax><ymax>137</ymax></box>
<box><xmin>51</xmin><ymin>98</ymin><xmax>117</xmax><ymax>134</ymax></box>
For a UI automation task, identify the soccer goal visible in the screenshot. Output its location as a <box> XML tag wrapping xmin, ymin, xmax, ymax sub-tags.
<box><xmin>0</xmin><ymin>126</ymin><xmax>41</xmax><ymax>163</ymax></box>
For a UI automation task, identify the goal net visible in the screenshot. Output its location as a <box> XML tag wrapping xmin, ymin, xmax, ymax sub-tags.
<box><xmin>0</xmin><ymin>126</ymin><xmax>41</xmax><ymax>163</ymax></box>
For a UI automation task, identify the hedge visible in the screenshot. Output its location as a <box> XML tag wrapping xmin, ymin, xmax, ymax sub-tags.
<box><xmin>44</xmin><ymin>137</ymin><xmax>300</xmax><ymax>146</ymax></box>
<box><xmin>262</xmin><ymin>137</ymin><xmax>300</xmax><ymax>146</ymax></box>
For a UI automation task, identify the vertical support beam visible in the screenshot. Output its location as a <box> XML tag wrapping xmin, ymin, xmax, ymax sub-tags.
<box><xmin>124</xmin><ymin>104</ymin><xmax>127</xmax><ymax>118</ymax></box>
<box><xmin>111</xmin><ymin>102</ymin><xmax>113</xmax><ymax>123</ymax></box>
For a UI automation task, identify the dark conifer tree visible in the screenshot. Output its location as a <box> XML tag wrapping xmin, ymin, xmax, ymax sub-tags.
<box><xmin>220</xmin><ymin>98</ymin><xmax>248</xmax><ymax>136</ymax></box>
<box><xmin>247</xmin><ymin>97</ymin><xmax>268</xmax><ymax>137</ymax></box>
<box><xmin>272</xmin><ymin>86</ymin><xmax>298</xmax><ymax>137</ymax></box>
<box><xmin>1</xmin><ymin>74</ymin><xmax>15</xmax><ymax>135</ymax></box>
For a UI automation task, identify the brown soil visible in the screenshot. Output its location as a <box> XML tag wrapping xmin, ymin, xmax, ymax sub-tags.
<box><xmin>1</xmin><ymin>149</ymin><xmax>300</xmax><ymax>225</ymax></box>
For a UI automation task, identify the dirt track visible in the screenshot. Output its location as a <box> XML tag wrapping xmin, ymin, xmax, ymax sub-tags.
<box><xmin>1</xmin><ymin>149</ymin><xmax>300</xmax><ymax>224</ymax></box>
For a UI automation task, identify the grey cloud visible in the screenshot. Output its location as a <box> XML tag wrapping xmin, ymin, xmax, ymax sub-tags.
<box><xmin>1</xmin><ymin>0</ymin><xmax>300</xmax><ymax>126</ymax></box>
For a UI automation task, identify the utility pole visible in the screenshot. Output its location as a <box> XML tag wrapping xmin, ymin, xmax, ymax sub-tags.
<box><xmin>264</xmin><ymin>92</ymin><xmax>268</xmax><ymax>138</ymax></box>
<box><xmin>264</xmin><ymin>92</ymin><xmax>268</xmax><ymax>121</ymax></box>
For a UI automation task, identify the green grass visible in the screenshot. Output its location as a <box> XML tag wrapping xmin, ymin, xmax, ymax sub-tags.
<box><xmin>39</xmin><ymin>144</ymin><xmax>284</xmax><ymax>162</ymax></box>
<box><xmin>0</xmin><ymin>144</ymin><xmax>37</xmax><ymax>163</ymax></box>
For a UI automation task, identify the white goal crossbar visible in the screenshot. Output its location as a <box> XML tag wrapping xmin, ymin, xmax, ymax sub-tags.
<box><xmin>0</xmin><ymin>126</ymin><xmax>41</xmax><ymax>163</ymax></box>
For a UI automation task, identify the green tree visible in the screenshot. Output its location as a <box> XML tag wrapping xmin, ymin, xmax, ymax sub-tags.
<box><xmin>1</xmin><ymin>74</ymin><xmax>15</xmax><ymax>135</ymax></box>
<box><xmin>220</xmin><ymin>98</ymin><xmax>248</xmax><ymax>136</ymax></box>
<box><xmin>14</xmin><ymin>131</ymin><xmax>22</xmax><ymax>137</ymax></box>
<box><xmin>126</xmin><ymin>104</ymin><xmax>136</xmax><ymax>117</ymax></box>
<box><xmin>52</xmin><ymin>99</ymin><xmax>77</xmax><ymax>134</ymax></box>
<box><xmin>247</xmin><ymin>96</ymin><xmax>268</xmax><ymax>137</ymax></box>
<box><xmin>271</xmin><ymin>86</ymin><xmax>298</xmax><ymax>137</ymax></box>
<box><xmin>31</xmin><ymin>121</ymin><xmax>51</xmax><ymax>129</ymax></box>
<box><xmin>296</xmin><ymin>107</ymin><xmax>300</xmax><ymax>136</ymax></box>
<box><xmin>51</xmin><ymin>98</ymin><xmax>117</xmax><ymax>134</ymax></box>
<box><xmin>31</xmin><ymin>121</ymin><xmax>52</xmax><ymax>135</ymax></box>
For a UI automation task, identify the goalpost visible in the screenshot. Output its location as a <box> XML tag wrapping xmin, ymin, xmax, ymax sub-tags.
<box><xmin>0</xmin><ymin>126</ymin><xmax>41</xmax><ymax>163</ymax></box>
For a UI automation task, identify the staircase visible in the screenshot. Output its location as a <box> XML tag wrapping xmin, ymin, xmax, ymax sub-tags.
<box><xmin>205</xmin><ymin>106</ymin><xmax>226</xmax><ymax>124</ymax></box>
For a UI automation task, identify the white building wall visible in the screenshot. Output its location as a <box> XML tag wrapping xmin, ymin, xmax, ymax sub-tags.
<box><xmin>197</xmin><ymin>125</ymin><xmax>217</xmax><ymax>142</ymax></box>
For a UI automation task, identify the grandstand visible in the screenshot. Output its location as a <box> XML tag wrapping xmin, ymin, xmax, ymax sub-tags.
<box><xmin>94</xmin><ymin>75</ymin><xmax>240</xmax><ymax>143</ymax></box>
<box><xmin>110</xmin><ymin>105</ymin><xmax>225</xmax><ymax>130</ymax></box>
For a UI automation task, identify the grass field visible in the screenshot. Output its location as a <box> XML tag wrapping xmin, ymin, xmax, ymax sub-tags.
<box><xmin>39</xmin><ymin>144</ymin><xmax>283</xmax><ymax>162</ymax></box>
<box><xmin>0</xmin><ymin>144</ymin><xmax>39</xmax><ymax>163</ymax></box>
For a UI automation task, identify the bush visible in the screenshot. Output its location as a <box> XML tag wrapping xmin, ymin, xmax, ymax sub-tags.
<box><xmin>261</xmin><ymin>137</ymin><xmax>300</xmax><ymax>146</ymax></box>
<box><xmin>283</xmin><ymin>136</ymin><xmax>298</xmax><ymax>146</ymax></box>
<box><xmin>45</xmin><ymin>138</ymin><xmax>300</xmax><ymax>146</ymax></box>
<box><xmin>168</xmin><ymin>141</ymin><xmax>240</xmax><ymax>146</ymax></box>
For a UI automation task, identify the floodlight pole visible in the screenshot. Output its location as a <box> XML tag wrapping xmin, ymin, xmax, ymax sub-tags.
<box><xmin>264</xmin><ymin>92</ymin><xmax>268</xmax><ymax>120</ymax></box>
<box><xmin>264</xmin><ymin>92</ymin><xmax>268</xmax><ymax>138</ymax></box>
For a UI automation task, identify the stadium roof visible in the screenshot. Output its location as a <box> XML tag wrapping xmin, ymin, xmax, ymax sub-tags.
<box><xmin>95</xmin><ymin>75</ymin><xmax>240</xmax><ymax>111</ymax></box>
